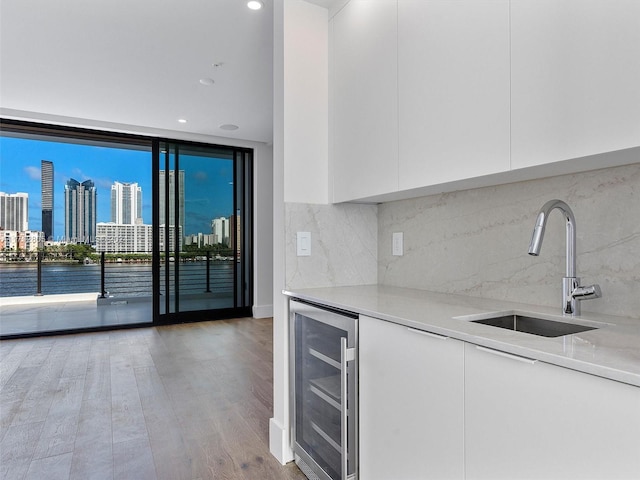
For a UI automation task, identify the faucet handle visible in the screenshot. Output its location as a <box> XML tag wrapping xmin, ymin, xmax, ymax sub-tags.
<box><xmin>572</xmin><ymin>284</ymin><xmax>602</xmax><ymax>300</ymax></box>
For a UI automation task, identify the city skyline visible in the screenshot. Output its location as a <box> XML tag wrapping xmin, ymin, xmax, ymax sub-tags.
<box><xmin>0</xmin><ymin>136</ymin><xmax>152</xmax><ymax>239</ymax></box>
<box><xmin>0</xmin><ymin>135</ymin><xmax>235</xmax><ymax>240</ymax></box>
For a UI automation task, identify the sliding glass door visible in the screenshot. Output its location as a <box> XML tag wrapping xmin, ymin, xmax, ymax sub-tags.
<box><xmin>0</xmin><ymin>120</ymin><xmax>253</xmax><ymax>338</ymax></box>
<box><xmin>155</xmin><ymin>141</ymin><xmax>252</xmax><ymax>323</ymax></box>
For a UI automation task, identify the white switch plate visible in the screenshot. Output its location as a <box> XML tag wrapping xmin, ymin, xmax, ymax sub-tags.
<box><xmin>392</xmin><ymin>232</ymin><xmax>403</xmax><ymax>256</ymax></box>
<box><xmin>297</xmin><ymin>232</ymin><xmax>311</xmax><ymax>256</ymax></box>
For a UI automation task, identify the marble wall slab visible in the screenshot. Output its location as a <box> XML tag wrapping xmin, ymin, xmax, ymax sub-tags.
<box><xmin>378</xmin><ymin>163</ymin><xmax>640</xmax><ymax>319</ymax></box>
<box><xmin>285</xmin><ymin>202</ymin><xmax>378</xmax><ymax>289</ymax></box>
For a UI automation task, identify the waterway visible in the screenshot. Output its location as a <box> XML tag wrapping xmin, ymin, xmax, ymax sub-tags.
<box><xmin>0</xmin><ymin>261</ymin><xmax>235</xmax><ymax>298</ymax></box>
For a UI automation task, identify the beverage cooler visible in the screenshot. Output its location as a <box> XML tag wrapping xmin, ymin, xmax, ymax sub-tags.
<box><xmin>289</xmin><ymin>299</ymin><xmax>358</xmax><ymax>480</ymax></box>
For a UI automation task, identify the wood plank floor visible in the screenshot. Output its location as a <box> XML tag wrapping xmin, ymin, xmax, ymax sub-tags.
<box><xmin>0</xmin><ymin>318</ymin><xmax>305</xmax><ymax>480</ymax></box>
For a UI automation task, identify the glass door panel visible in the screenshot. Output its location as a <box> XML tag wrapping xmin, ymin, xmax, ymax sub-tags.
<box><xmin>0</xmin><ymin>121</ymin><xmax>153</xmax><ymax>337</ymax></box>
<box><xmin>295</xmin><ymin>315</ymin><xmax>347</xmax><ymax>479</ymax></box>
<box><xmin>290</xmin><ymin>301</ymin><xmax>358</xmax><ymax>480</ymax></box>
<box><xmin>156</xmin><ymin>141</ymin><xmax>252</xmax><ymax>321</ymax></box>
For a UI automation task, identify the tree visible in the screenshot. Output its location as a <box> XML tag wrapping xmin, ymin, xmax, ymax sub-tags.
<box><xmin>66</xmin><ymin>244</ymin><xmax>96</xmax><ymax>263</ymax></box>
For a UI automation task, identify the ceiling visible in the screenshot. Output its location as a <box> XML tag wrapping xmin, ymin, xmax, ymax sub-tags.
<box><xmin>0</xmin><ymin>0</ymin><xmax>276</xmax><ymax>143</ymax></box>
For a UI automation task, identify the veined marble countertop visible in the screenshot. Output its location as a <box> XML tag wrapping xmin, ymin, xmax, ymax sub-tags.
<box><xmin>283</xmin><ymin>285</ymin><xmax>640</xmax><ymax>387</ymax></box>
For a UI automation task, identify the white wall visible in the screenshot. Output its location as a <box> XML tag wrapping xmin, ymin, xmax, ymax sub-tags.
<box><xmin>271</xmin><ymin>0</ymin><xmax>331</xmax><ymax>464</ymax></box>
<box><xmin>282</xmin><ymin>0</ymin><xmax>329</xmax><ymax>205</ymax></box>
<box><xmin>271</xmin><ymin>0</ymin><xmax>290</xmax><ymax>465</ymax></box>
<box><xmin>253</xmin><ymin>143</ymin><xmax>275</xmax><ymax>318</ymax></box>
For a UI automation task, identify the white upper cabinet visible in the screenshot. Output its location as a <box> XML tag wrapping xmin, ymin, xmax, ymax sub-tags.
<box><xmin>329</xmin><ymin>0</ymin><xmax>639</xmax><ymax>202</ymax></box>
<box><xmin>398</xmin><ymin>0</ymin><xmax>510</xmax><ymax>190</ymax></box>
<box><xmin>332</xmin><ymin>0</ymin><xmax>399</xmax><ymax>203</ymax></box>
<box><xmin>511</xmin><ymin>0</ymin><xmax>640</xmax><ymax>169</ymax></box>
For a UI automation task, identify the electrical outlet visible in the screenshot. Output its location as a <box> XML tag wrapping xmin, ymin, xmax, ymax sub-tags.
<box><xmin>392</xmin><ymin>232</ymin><xmax>403</xmax><ymax>256</ymax></box>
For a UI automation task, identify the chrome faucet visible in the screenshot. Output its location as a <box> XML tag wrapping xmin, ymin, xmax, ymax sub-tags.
<box><xmin>528</xmin><ymin>199</ymin><xmax>601</xmax><ymax>315</ymax></box>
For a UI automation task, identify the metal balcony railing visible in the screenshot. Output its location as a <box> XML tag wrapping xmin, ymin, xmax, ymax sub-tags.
<box><xmin>0</xmin><ymin>252</ymin><xmax>234</xmax><ymax>300</ymax></box>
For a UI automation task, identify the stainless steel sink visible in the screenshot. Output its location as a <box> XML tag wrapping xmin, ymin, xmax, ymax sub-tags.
<box><xmin>471</xmin><ymin>314</ymin><xmax>597</xmax><ymax>337</ymax></box>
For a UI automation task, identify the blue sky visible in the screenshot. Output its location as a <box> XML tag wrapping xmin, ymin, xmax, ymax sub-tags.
<box><xmin>0</xmin><ymin>136</ymin><xmax>234</xmax><ymax>239</ymax></box>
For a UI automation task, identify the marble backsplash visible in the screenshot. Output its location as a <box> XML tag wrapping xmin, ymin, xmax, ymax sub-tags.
<box><xmin>285</xmin><ymin>202</ymin><xmax>378</xmax><ymax>289</ymax></box>
<box><xmin>378</xmin><ymin>163</ymin><xmax>640</xmax><ymax>319</ymax></box>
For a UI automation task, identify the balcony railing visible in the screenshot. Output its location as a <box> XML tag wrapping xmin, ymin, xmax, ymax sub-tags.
<box><xmin>0</xmin><ymin>252</ymin><xmax>234</xmax><ymax>300</ymax></box>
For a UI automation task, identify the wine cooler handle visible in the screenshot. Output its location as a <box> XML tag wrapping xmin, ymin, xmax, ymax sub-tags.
<box><xmin>341</xmin><ymin>337</ymin><xmax>355</xmax><ymax>480</ymax></box>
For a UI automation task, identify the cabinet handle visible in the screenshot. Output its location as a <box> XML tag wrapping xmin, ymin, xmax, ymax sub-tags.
<box><xmin>340</xmin><ymin>337</ymin><xmax>355</xmax><ymax>480</ymax></box>
<box><xmin>475</xmin><ymin>345</ymin><xmax>538</xmax><ymax>365</ymax></box>
<box><xmin>407</xmin><ymin>328</ymin><xmax>448</xmax><ymax>340</ymax></box>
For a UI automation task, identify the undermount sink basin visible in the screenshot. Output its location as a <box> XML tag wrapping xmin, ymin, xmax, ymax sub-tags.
<box><xmin>471</xmin><ymin>314</ymin><xmax>597</xmax><ymax>338</ymax></box>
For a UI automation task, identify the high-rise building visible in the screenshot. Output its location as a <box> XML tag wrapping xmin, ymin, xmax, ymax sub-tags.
<box><xmin>0</xmin><ymin>192</ymin><xmax>29</xmax><ymax>231</ymax></box>
<box><xmin>64</xmin><ymin>179</ymin><xmax>97</xmax><ymax>244</ymax></box>
<box><xmin>211</xmin><ymin>216</ymin><xmax>230</xmax><ymax>246</ymax></box>
<box><xmin>95</xmin><ymin>222</ymin><xmax>152</xmax><ymax>253</ymax></box>
<box><xmin>96</xmin><ymin>223</ymin><xmax>181</xmax><ymax>253</ymax></box>
<box><xmin>41</xmin><ymin>160</ymin><xmax>54</xmax><ymax>240</ymax></box>
<box><xmin>110</xmin><ymin>181</ymin><xmax>142</xmax><ymax>225</ymax></box>
<box><xmin>159</xmin><ymin>169</ymin><xmax>185</xmax><ymax>239</ymax></box>
<box><xmin>229</xmin><ymin>212</ymin><xmax>241</xmax><ymax>258</ymax></box>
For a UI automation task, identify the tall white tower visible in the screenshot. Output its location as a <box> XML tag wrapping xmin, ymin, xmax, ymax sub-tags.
<box><xmin>211</xmin><ymin>216</ymin><xmax>230</xmax><ymax>246</ymax></box>
<box><xmin>110</xmin><ymin>181</ymin><xmax>142</xmax><ymax>225</ymax></box>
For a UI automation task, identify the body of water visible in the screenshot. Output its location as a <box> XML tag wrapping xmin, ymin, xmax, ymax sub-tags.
<box><xmin>0</xmin><ymin>261</ymin><xmax>235</xmax><ymax>298</ymax></box>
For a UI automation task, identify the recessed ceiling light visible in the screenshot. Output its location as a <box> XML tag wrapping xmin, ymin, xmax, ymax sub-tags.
<box><xmin>247</xmin><ymin>1</ymin><xmax>263</xmax><ymax>10</ymax></box>
<box><xmin>220</xmin><ymin>124</ymin><xmax>239</xmax><ymax>131</ymax></box>
<box><xmin>199</xmin><ymin>78</ymin><xmax>215</xmax><ymax>86</ymax></box>
<box><xmin>178</xmin><ymin>119</ymin><xmax>188</xmax><ymax>123</ymax></box>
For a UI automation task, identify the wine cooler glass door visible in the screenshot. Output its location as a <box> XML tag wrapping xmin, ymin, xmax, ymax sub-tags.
<box><xmin>292</xmin><ymin>302</ymin><xmax>357</xmax><ymax>480</ymax></box>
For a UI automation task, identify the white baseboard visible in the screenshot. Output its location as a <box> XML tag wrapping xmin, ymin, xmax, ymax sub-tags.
<box><xmin>269</xmin><ymin>417</ymin><xmax>294</xmax><ymax>465</ymax></box>
<box><xmin>253</xmin><ymin>304</ymin><xmax>273</xmax><ymax>318</ymax></box>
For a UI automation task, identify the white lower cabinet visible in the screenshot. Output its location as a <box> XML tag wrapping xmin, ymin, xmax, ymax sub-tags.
<box><xmin>359</xmin><ymin>316</ymin><xmax>464</xmax><ymax>479</ymax></box>
<box><xmin>358</xmin><ymin>318</ymin><xmax>640</xmax><ymax>479</ymax></box>
<box><xmin>464</xmin><ymin>343</ymin><xmax>640</xmax><ymax>480</ymax></box>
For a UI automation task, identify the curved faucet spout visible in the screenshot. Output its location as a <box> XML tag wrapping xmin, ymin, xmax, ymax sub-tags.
<box><xmin>528</xmin><ymin>199</ymin><xmax>576</xmax><ymax>278</ymax></box>
<box><xmin>527</xmin><ymin>199</ymin><xmax>600</xmax><ymax>315</ymax></box>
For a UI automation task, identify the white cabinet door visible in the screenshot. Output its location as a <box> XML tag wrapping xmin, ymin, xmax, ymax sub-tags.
<box><xmin>465</xmin><ymin>343</ymin><xmax>640</xmax><ymax>480</ymax></box>
<box><xmin>511</xmin><ymin>0</ymin><xmax>640</xmax><ymax>169</ymax></box>
<box><xmin>332</xmin><ymin>0</ymin><xmax>398</xmax><ymax>202</ymax></box>
<box><xmin>398</xmin><ymin>0</ymin><xmax>510</xmax><ymax>190</ymax></box>
<box><xmin>359</xmin><ymin>316</ymin><xmax>464</xmax><ymax>479</ymax></box>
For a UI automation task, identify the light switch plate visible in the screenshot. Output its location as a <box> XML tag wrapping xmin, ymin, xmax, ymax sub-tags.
<box><xmin>392</xmin><ymin>232</ymin><xmax>403</xmax><ymax>256</ymax></box>
<box><xmin>297</xmin><ymin>232</ymin><xmax>311</xmax><ymax>256</ymax></box>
